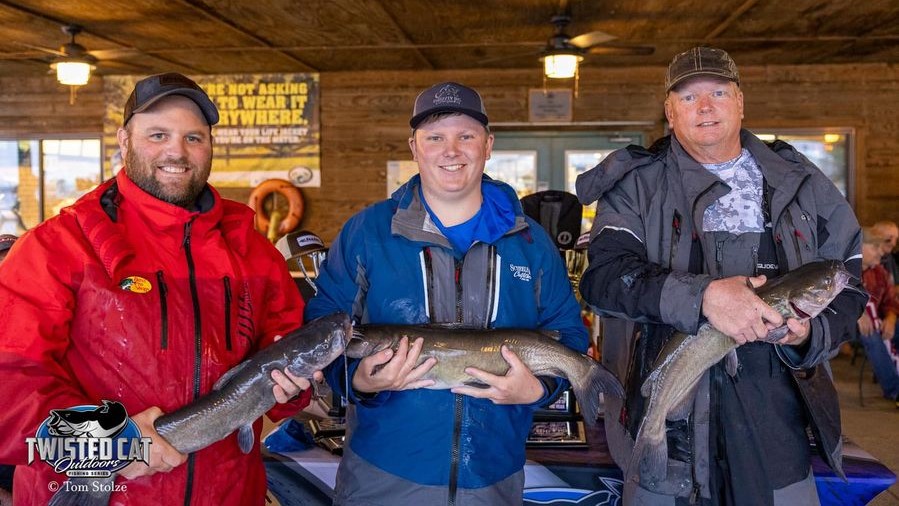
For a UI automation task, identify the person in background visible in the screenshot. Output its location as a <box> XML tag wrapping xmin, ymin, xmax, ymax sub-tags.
<box><xmin>0</xmin><ymin>73</ymin><xmax>315</xmax><ymax>505</ymax></box>
<box><xmin>0</xmin><ymin>234</ymin><xmax>15</xmax><ymax>505</ymax></box>
<box><xmin>576</xmin><ymin>47</ymin><xmax>865</xmax><ymax>505</ymax></box>
<box><xmin>858</xmin><ymin>226</ymin><xmax>899</xmax><ymax>407</ymax></box>
<box><xmin>871</xmin><ymin>220</ymin><xmax>899</xmax><ymax>285</ymax></box>
<box><xmin>305</xmin><ymin>81</ymin><xmax>588</xmax><ymax>505</ymax></box>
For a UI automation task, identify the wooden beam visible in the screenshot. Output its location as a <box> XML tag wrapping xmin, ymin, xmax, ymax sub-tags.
<box><xmin>373</xmin><ymin>1</ymin><xmax>434</xmax><ymax>69</ymax></box>
<box><xmin>0</xmin><ymin>0</ymin><xmax>201</xmax><ymax>74</ymax></box>
<box><xmin>703</xmin><ymin>0</ymin><xmax>762</xmax><ymax>41</ymax></box>
<box><xmin>174</xmin><ymin>0</ymin><xmax>318</xmax><ymax>72</ymax></box>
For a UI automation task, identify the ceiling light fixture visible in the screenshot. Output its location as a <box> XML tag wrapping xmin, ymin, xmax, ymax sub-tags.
<box><xmin>542</xmin><ymin>52</ymin><xmax>583</xmax><ymax>79</ymax></box>
<box><xmin>540</xmin><ymin>14</ymin><xmax>587</xmax><ymax>97</ymax></box>
<box><xmin>52</xmin><ymin>25</ymin><xmax>97</xmax><ymax>104</ymax></box>
<box><xmin>53</xmin><ymin>60</ymin><xmax>93</xmax><ymax>86</ymax></box>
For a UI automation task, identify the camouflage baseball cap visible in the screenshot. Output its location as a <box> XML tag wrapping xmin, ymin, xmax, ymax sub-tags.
<box><xmin>665</xmin><ymin>47</ymin><xmax>740</xmax><ymax>92</ymax></box>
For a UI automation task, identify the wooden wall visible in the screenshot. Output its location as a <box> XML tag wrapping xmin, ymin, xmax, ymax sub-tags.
<box><xmin>1</xmin><ymin>62</ymin><xmax>896</xmax><ymax>242</ymax></box>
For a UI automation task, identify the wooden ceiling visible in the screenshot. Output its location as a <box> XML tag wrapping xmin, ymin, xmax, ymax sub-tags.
<box><xmin>0</xmin><ymin>0</ymin><xmax>897</xmax><ymax>79</ymax></box>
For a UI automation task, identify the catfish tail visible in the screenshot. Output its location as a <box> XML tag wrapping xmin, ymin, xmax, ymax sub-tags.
<box><xmin>626</xmin><ymin>405</ymin><xmax>669</xmax><ymax>484</ymax></box>
<box><xmin>571</xmin><ymin>359</ymin><xmax>624</xmax><ymax>426</ymax></box>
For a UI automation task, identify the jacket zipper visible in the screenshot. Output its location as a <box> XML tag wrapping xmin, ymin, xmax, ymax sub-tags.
<box><xmin>688</xmin><ymin>413</ymin><xmax>700</xmax><ymax>504</ymax></box>
<box><xmin>223</xmin><ymin>276</ymin><xmax>232</xmax><ymax>351</ymax></box>
<box><xmin>454</xmin><ymin>258</ymin><xmax>464</xmax><ymax>323</ymax></box>
<box><xmin>182</xmin><ymin>219</ymin><xmax>202</xmax><ymax>506</ymax></box>
<box><xmin>156</xmin><ymin>271</ymin><xmax>169</xmax><ymax>349</ymax></box>
<box><xmin>715</xmin><ymin>239</ymin><xmax>725</xmax><ymax>277</ymax></box>
<box><xmin>751</xmin><ymin>246</ymin><xmax>759</xmax><ymax>277</ymax></box>
<box><xmin>669</xmin><ymin>210</ymin><xmax>682</xmax><ymax>269</ymax></box>
<box><xmin>483</xmin><ymin>246</ymin><xmax>497</xmax><ymax>328</ymax></box>
<box><xmin>448</xmin><ymin>257</ymin><xmax>464</xmax><ymax>506</ymax></box>
<box><xmin>423</xmin><ymin>248</ymin><xmax>436</xmax><ymax>320</ymax></box>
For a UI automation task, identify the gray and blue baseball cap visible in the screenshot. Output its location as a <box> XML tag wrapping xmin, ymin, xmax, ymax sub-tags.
<box><xmin>410</xmin><ymin>82</ymin><xmax>489</xmax><ymax>129</ymax></box>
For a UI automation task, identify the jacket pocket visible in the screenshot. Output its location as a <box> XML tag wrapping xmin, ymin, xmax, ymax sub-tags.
<box><xmin>156</xmin><ymin>271</ymin><xmax>169</xmax><ymax>349</ymax></box>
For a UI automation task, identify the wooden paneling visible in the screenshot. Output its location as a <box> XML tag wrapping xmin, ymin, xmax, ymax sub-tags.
<box><xmin>1</xmin><ymin>62</ymin><xmax>896</xmax><ymax>241</ymax></box>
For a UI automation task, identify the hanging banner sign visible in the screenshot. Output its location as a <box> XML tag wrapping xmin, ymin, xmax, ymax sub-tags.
<box><xmin>104</xmin><ymin>73</ymin><xmax>320</xmax><ymax>187</ymax></box>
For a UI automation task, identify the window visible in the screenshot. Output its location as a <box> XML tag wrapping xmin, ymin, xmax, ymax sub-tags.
<box><xmin>0</xmin><ymin>137</ymin><xmax>102</xmax><ymax>234</ymax></box>
<box><xmin>753</xmin><ymin>129</ymin><xmax>853</xmax><ymax>202</ymax></box>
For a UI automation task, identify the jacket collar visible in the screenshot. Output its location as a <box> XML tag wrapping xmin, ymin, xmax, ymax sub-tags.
<box><xmin>670</xmin><ymin>130</ymin><xmax>813</xmax><ymax>226</ymax></box>
<box><xmin>390</xmin><ymin>174</ymin><xmax>528</xmax><ymax>246</ymax></box>
<box><xmin>739</xmin><ymin>131</ymin><xmax>812</xmax><ymax>225</ymax></box>
<box><xmin>68</xmin><ymin>170</ymin><xmax>228</xmax><ymax>278</ymax></box>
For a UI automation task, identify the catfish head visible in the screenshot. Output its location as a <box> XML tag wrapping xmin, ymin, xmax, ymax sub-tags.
<box><xmin>758</xmin><ymin>260</ymin><xmax>852</xmax><ymax>340</ymax></box>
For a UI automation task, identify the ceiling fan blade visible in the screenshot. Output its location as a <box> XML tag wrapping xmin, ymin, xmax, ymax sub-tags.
<box><xmin>478</xmin><ymin>49</ymin><xmax>541</xmax><ymax>65</ymax></box>
<box><xmin>569</xmin><ymin>30</ymin><xmax>617</xmax><ymax>48</ymax></box>
<box><xmin>11</xmin><ymin>41</ymin><xmax>66</xmax><ymax>58</ymax></box>
<box><xmin>96</xmin><ymin>60</ymin><xmax>154</xmax><ymax>72</ymax></box>
<box><xmin>587</xmin><ymin>44</ymin><xmax>655</xmax><ymax>56</ymax></box>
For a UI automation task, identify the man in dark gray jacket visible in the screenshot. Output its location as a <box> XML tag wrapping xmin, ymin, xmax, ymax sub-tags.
<box><xmin>576</xmin><ymin>47</ymin><xmax>865</xmax><ymax>505</ymax></box>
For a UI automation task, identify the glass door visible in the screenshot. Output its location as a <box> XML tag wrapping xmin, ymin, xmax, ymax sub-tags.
<box><xmin>486</xmin><ymin>131</ymin><xmax>641</xmax><ymax>233</ymax></box>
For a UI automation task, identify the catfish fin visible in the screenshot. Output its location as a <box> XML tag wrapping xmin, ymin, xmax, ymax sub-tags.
<box><xmin>213</xmin><ymin>360</ymin><xmax>249</xmax><ymax>391</ymax></box>
<box><xmin>238</xmin><ymin>424</ymin><xmax>255</xmax><ymax>454</ymax></box>
<box><xmin>462</xmin><ymin>380</ymin><xmax>490</xmax><ymax>389</ymax></box>
<box><xmin>640</xmin><ymin>440</ymin><xmax>669</xmax><ymax>484</ymax></box>
<box><xmin>763</xmin><ymin>324</ymin><xmax>791</xmax><ymax>343</ymax></box>
<box><xmin>640</xmin><ymin>364</ymin><xmax>665</xmax><ymax>398</ymax></box>
<box><xmin>724</xmin><ymin>349</ymin><xmax>740</xmax><ymax>377</ymax></box>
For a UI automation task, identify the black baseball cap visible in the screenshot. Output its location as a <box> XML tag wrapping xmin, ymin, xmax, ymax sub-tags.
<box><xmin>665</xmin><ymin>47</ymin><xmax>740</xmax><ymax>92</ymax></box>
<box><xmin>410</xmin><ymin>82</ymin><xmax>488</xmax><ymax>129</ymax></box>
<box><xmin>123</xmin><ymin>73</ymin><xmax>219</xmax><ymax>126</ymax></box>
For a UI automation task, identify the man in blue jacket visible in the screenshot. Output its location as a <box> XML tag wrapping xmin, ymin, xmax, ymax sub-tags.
<box><xmin>305</xmin><ymin>81</ymin><xmax>588</xmax><ymax>505</ymax></box>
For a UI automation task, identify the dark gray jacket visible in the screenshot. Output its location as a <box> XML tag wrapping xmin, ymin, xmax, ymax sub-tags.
<box><xmin>576</xmin><ymin>131</ymin><xmax>865</xmax><ymax>504</ymax></box>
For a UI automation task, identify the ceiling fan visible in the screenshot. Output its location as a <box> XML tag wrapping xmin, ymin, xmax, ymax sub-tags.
<box><xmin>50</xmin><ymin>25</ymin><xmax>98</xmax><ymax>85</ymax></box>
<box><xmin>540</xmin><ymin>0</ymin><xmax>654</xmax><ymax>79</ymax></box>
<box><xmin>9</xmin><ymin>24</ymin><xmax>150</xmax><ymax>103</ymax></box>
<box><xmin>10</xmin><ymin>24</ymin><xmax>148</xmax><ymax>82</ymax></box>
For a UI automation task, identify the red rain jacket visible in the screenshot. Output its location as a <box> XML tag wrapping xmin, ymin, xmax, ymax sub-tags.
<box><xmin>0</xmin><ymin>170</ymin><xmax>307</xmax><ymax>505</ymax></box>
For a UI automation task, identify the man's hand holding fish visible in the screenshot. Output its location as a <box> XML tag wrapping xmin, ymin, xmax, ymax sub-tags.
<box><xmin>450</xmin><ymin>345</ymin><xmax>545</xmax><ymax>405</ymax></box>
<box><xmin>353</xmin><ymin>336</ymin><xmax>437</xmax><ymax>393</ymax></box>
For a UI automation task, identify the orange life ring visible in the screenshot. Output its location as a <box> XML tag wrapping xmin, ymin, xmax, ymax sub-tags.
<box><xmin>248</xmin><ymin>179</ymin><xmax>304</xmax><ymax>236</ymax></box>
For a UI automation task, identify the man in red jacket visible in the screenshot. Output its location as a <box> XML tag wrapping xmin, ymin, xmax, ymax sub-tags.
<box><xmin>0</xmin><ymin>73</ymin><xmax>315</xmax><ymax>505</ymax></box>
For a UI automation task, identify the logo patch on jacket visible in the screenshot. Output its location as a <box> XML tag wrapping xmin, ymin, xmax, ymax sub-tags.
<box><xmin>119</xmin><ymin>276</ymin><xmax>152</xmax><ymax>293</ymax></box>
<box><xmin>510</xmin><ymin>264</ymin><xmax>532</xmax><ymax>282</ymax></box>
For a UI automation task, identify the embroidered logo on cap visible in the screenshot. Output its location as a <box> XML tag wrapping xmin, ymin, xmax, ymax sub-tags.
<box><xmin>119</xmin><ymin>276</ymin><xmax>152</xmax><ymax>294</ymax></box>
<box><xmin>433</xmin><ymin>85</ymin><xmax>463</xmax><ymax>107</ymax></box>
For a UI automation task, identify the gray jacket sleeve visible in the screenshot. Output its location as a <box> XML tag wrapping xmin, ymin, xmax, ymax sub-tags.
<box><xmin>579</xmin><ymin>171</ymin><xmax>712</xmax><ymax>335</ymax></box>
